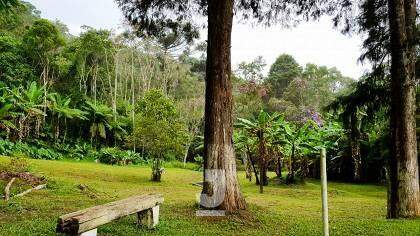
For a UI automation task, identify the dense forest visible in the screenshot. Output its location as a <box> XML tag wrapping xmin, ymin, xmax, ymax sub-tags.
<box><xmin>1</xmin><ymin>1</ymin><xmax>360</xmax><ymax>182</ymax></box>
<box><xmin>0</xmin><ymin>0</ymin><xmax>418</xmax><ymax>230</ymax></box>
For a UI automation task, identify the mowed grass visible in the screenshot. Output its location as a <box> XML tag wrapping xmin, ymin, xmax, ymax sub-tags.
<box><xmin>0</xmin><ymin>157</ymin><xmax>419</xmax><ymax>236</ymax></box>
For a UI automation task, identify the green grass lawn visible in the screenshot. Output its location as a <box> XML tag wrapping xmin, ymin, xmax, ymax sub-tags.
<box><xmin>0</xmin><ymin>156</ymin><xmax>419</xmax><ymax>236</ymax></box>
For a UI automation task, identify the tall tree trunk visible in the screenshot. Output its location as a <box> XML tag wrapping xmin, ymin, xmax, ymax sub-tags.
<box><xmin>258</xmin><ymin>136</ymin><xmax>268</xmax><ymax>194</ymax></box>
<box><xmin>131</xmin><ymin>50</ymin><xmax>136</xmax><ymax>152</ymax></box>
<box><xmin>259</xmin><ymin>160</ymin><xmax>264</xmax><ymax>193</ymax></box>
<box><xmin>63</xmin><ymin>118</ymin><xmax>67</xmax><ymax>143</ymax></box>
<box><xmin>387</xmin><ymin>0</ymin><xmax>420</xmax><ymax>218</ymax></box>
<box><xmin>183</xmin><ymin>142</ymin><xmax>191</xmax><ymax>167</ymax></box>
<box><xmin>287</xmin><ymin>143</ymin><xmax>296</xmax><ymax>184</ymax></box>
<box><xmin>201</xmin><ymin>0</ymin><xmax>246</xmax><ymax>212</ymax></box>
<box><xmin>276</xmin><ymin>153</ymin><xmax>282</xmax><ymax>179</ymax></box>
<box><xmin>350</xmin><ymin>112</ymin><xmax>362</xmax><ymax>182</ymax></box>
<box><xmin>247</xmin><ymin>149</ymin><xmax>260</xmax><ymax>185</ymax></box>
<box><xmin>243</xmin><ymin>152</ymin><xmax>252</xmax><ymax>181</ymax></box>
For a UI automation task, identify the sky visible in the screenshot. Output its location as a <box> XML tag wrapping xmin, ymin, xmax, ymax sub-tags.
<box><xmin>27</xmin><ymin>0</ymin><xmax>369</xmax><ymax>79</ymax></box>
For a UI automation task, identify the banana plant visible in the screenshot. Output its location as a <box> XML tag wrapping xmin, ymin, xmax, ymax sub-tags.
<box><xmin>273</xmin><ymin>119</ymin><xmax>321</xmax><ymax>183</ymax></box>
<box><xmin>234</xmin><ymin>130</ymin><xmax>260</xmax><ymax>184</ymax></box>
<box><xmin>0</xmin><ymin>88</ymin><xmax>17</xmax><ymax>138</ymax></box>
<box><xmin>0</xmin><ymin>103</ymin><xmax>17</xmax><ymax>138</ymax></box>
<box><xmin>10</xmin><ymin>82</ymin><xmax>45</xmax><ymax>140</ymax></box>
<box><xmin>236</xmin><ymin>110</ymin><xmax>281</xmax><ymax>193</ymax></box>
<box><xmin>274</xmin><ymin>117</ymin><xmax>343</xmax><ymax>183</ymax></box>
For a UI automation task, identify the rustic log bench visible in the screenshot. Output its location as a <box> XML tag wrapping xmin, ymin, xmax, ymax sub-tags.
<box><xmin>56</xmin><ymin>194</ymin><xmax>164</xmax><ymax>236</ymax></box>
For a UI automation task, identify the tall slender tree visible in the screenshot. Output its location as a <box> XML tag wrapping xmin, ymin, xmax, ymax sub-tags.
<box><xmin>116</xmin><ymin>0</ymin><xmax>324</xmax><ymax>212</ymax></box>
<box><xmin>387</xmin><ymin>0</ymin><xmax>419</xmax><ymax>218</ymax></box>
<box><xmin>328</xmin><ymin>0</ymin><xmax>419</xmax><ymax>218</ymax></box>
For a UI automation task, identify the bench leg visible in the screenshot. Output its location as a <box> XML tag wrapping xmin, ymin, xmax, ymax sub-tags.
<box><xmin>79</xmin><ymin>228</ymin><xmax>97</xmax><ymax>236</ymax></box>
<box><xmin>137</xmin><ymin>205</ymin><xmax>159</xmax><ymax>229</ymax></box>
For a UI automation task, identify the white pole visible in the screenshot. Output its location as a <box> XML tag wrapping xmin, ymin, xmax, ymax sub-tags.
<box><xmin>321</xmin><ymin>148</ymin><xmax>329</xmax><ymax>236</ymax></box>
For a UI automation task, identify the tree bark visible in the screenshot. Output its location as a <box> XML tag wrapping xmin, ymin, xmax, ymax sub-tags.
<box><xmin>387</xmin><ymin>0</ymin><xmax>420</xmax><ymax>218</ymax></box>
<box><xmin>201</xmin><ymin>0</ymin><xmax>246</xmax><ymax>212</ymax></box>
<box><xmin>247</xmin><ymin>150</ymin><xmax>260</xmax><ymax>185</ymax></box>
<box><xmin>350</xmin><ymin>112</ymin><xmax>362</xmax><ymax>182</ymax></box>
<box><xmin>276</xmin><ymin>153</ymin><xmax>282</xmax><ymax>179</ymax></box>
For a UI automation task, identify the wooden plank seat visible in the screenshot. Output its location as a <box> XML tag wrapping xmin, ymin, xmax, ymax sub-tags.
<box><xmin>56</xmin><ymin>194</ymin><xmax>164</xmax><ymax>236</ymax></box>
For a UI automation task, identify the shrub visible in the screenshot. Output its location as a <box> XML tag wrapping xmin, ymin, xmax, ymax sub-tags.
<box><xmin>0</xmin><ymin>139</ymin><xmax>15</xmax><ymax>156</ymax></box>
<box><xmin>70</xmin><ymin>143</ymin><xmax>92</xmax><ymax>160</ymax></box>
<box><xmin>97</xmin><ymin>147</ymin><xmax>143</xmax><ymax>165</ymax></box>
<box><xmin>0</xmin><ymin>139</ymin><xmax>63</xmax><ymax>160</ymax></box>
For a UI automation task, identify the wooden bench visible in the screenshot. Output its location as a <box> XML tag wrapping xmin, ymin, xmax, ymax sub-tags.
<box><xmin>56</xmin><ymin>194</ymin><xmax>164</xmax><ymax>236</ymax></box>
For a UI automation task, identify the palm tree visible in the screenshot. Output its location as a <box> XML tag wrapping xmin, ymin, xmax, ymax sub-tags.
<box><xmin>83</xmin><ymin>100</ymin><xmax>113</xmax><ymax>147</ymax></box>
<box><xmin>48</xmin><ymin>94</ymin><xmax>87</xmax><ymax>143</ymax></box>
<box><xmin>106</xmin><ymin>115</ymin><xmax>128</xmax><ymax>146</ymax></box>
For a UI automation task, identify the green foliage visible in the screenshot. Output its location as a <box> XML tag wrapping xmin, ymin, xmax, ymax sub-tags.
<box><xmin>96</xmin><ymin>147</ymin><xmax>143</xmax><ymax>165</ymax></box>
<box><xmin>283</xmin><ymin>64</ymin><xmax>353</xmax><ymax>111</ymax></box>
<box><xmin>23</xmin><ymin>19</ymin><xmax>65</xmax><ymax>69</ymax></box>
<box><xmin>130</xmin><ymin>90</ymin><xmax>188</xmax><ymax>160</ymax></box>
<box><xmin>235</xmin><ymin>56</ymin><xmax>266</xmax><ymax>83</ymax></box>
<box><xmin>0</xmin><ymin>35</ymin><xmax>34</xmax><ymax>86</ymax></box>
<box><xmin>0</xmin><ymin>139</ymin><xmax>15</xmax><ymax>156</ymax></box>
<box><xmin>0</xmin><ymin>139</ymin><xmax>63</xmax><ymax>160</ymax></box>
<box><xmin>267</xmin><ymin>54</ymin><xmax>302</xmax><ymax>98</ymax></box>
<box><xmin>83</xmin><ymin>101</ymin><xmax>114</xmax><ymax>144</ymax></box>
<box><xmin>0</xmin><ymin>1</ymin><xmax>39</xmax><ymax>36</ymax></box>
<box><xmin>69</xmin><ymin>143</ymin><xmax>92</xmax><ymax>160</ymax></box>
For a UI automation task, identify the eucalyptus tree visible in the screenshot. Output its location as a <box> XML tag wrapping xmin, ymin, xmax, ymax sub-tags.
<box><xmin>75</xmin><ymin>28</ymin><xmax>115</xmax><ymax>104</ymax></box>
<box><xmin>23</xmin><ymin>19</ymin><xmax>65</xmax><ymax>122</ymax></box>
<box><xmin>116</xmin><ymin>0</ymin><xmax>327</xmax><ymax>211</ymax></box>
<box><xmin>235</xmin><ymin>56</ymin><xmax>267</xmax><ymax>84</ymax></box>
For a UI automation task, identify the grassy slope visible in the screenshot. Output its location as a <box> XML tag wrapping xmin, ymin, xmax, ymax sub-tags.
<box><xmin>0</xmin><ymin>157</ymin><xmax>419</xmax><ymax>236</ymax></box>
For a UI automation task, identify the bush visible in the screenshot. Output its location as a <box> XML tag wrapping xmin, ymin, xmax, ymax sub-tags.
<box><xmin>96</xmin><ymin>147</ymin><xmax>143</xmax><ymax>165</ymax></box>
<box><xmin>0</xmin><ymin>139</ymin><xmax>63</xmax><ymax>160</ymax></box>
<box><xmin>0</xmin><ymin>139</ymin><xmax>15</xmax><ymax>156</ymax></box>
<box><xmin>70</xmin><ymin>143</ymin><xmax>92</xmax><ymax>160</ymax></box>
